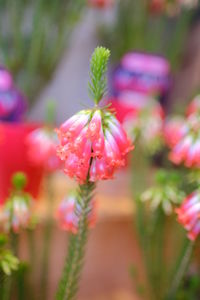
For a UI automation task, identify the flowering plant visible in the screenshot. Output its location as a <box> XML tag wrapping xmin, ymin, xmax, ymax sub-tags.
<box><xmin>55</xmin><ymin>46</ymin><xmax>134</xmax><ymax>300</ymax></box>
<box><xmin>132</xmin><ymin>94</ymin><xmax>200</xmax><ymax>299</ymax></box>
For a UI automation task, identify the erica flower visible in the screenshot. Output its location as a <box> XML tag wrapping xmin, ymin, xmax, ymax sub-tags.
<box><xmin>26</xmin><ymin>127</ymin><xmax>61</xmax><ymax>172</ymax></box>
<box><xmin>0</xmin><ymin>194</ymin><xmax>33</xmax><ymax>233</ymax></box>
<box><xmin>57</xmin><ymin>194</ymin><xmax>96</xmax><ymax>234</ymax></box>
<box><xmin>123</xmin><ymin>101</ymin><xmax>164</xmax><ymax>155</ymax></box>
<box><xmin>169</xmin><ymin>112</ymin><xmax>200</xmax><ymax>168</ymax></box>
<box><xmin>186</xmin><ymin>95</ymin><xmax>200</xmax><ymax>117</ymax></box>
<box><xmin>141</xmin><ymin>170</ymin><xmax>184</xmax><ymax>215</ymax></box>
<box><xmin>164</xmin><ymin>116</ymin><xmax>186</xmax><ymax>148</ymax></box>
<box><xmin>56</xmin><ymin>108</ymin><xmax>133</xmax><ymax>183</ymax></box>
<box><xmin>176</xmin><ymin>191</ymin><xmax>200</xmax><ymax>241</ymax></box>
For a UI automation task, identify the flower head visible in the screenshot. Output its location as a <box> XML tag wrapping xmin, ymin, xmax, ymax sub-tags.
<box><xmin>164</xmin><ymin>116</ymin><xmax>186</xmax><ymax>148</ymax></box>
<box><xmin>176</xmin><ymin>191</ymin><xmax>200</xmax><ymax>241</ymax></box>
<box><xmin>57</xmin><ymin>193</ymin><xmax>96</xmax><ymax>234</ymax></box>
<box><xmin>26</xmin><ymin>127</ymin><xmax>61</xmax><ymax>172</ymax></box>
<box><xmin>0</xmin><ymin>172</ymin><xmax>34</xmax><ymax>233</ymax></box>
<box><xmin>56</xmin><ymin>108</ymin><xmax>133</xmax><ymax>183</ymax></box>
<box><xmin>141</xmin><ymin>170</ymin><xmax>184</xmax><ymax>215</ymax></box>
<box><xmin>169</xmin><ymin>98</ymin><xmax>200</xmax><ymax>168</ymax></box>
<box><xmin>123</xmin><ymin>101</ymin><xmax>164</xmax><ymax>155</ymax></box>
<box><xmin>0</xmin><ymin>192</ymin><xmax>33</xmax><ymax>233</ymax></box>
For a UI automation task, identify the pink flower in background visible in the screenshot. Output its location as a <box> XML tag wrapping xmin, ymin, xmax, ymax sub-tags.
<box><xmin>169</xmin><ymin>98</ymin><xmax>200</xmax><ymax>168</ymax></box>
<box><xmin>186</xmin><ymin>95</ymin><xmax>200</xmax><ymax>117</ymax></box>
<box><xmin>57</xmin><ymin>194</ymin><xmax>96</xmax><ymax>234</ymax></box>
<box><xmin>0</xmin><ymin>194</ymin><xmax>33</xmax><ymax>233</ymax></box>
<box><xmin>164</xmin><ymin>117</ymin><xmax>186</xmax><ymax>148</ymax></box>
<box><xmin>176</xmin><ymin>192</ymin><xmax>200</xmax><ymax>241</ymax></box>
<box><xmin>26</xmin><ymin>127</ymin><xmax>61</xmax><ymax>172</ymax></box>
<box><xmin>88</xmin><ymin>0</ymin><xmax>113</xmax><ymax>8</ymax></box>
<box><xmin>56</xmin><ymin>108</ymin><xmax>133</xmax><ymax>183</ymax></box>
<box><xmin>122</xmin><ymin>101</ymin><xmax>164</xmax><ymax>155</ymax></box>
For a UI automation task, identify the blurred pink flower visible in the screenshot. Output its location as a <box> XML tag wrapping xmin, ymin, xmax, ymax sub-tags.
<box><xmin>56</xmin><ymin>108</ymin><xmax>133</xmax><ymax>183</ymax></box>
<box><xmin>26</xmin><ymin>127</ymin><xmax>61</xmax><ymax>172</ymax></box>
<box><xmin>169</xmin><ymin>98</ymin><xmax>200</xmax><ymax>168</ymax></box>
<box><xmin>0</xmin><ymin>194</ymin><xmax>33</xmax><ymax>233</ymax></box>
<box><xmin>176</xmin><ymin>191</ymin><xmax>200</xmax><ymax>241</ymax></box>
<box><xmin>186</xmin><ymin>95</ymin><xmax>200</xmax><ymax>117</ymax></box>
<box><xmin>57</xmin><ymin>194</ymin><xmax>96</xmax><ymax>234</ymax></box>
<box><xmin>164</xmin><ymin>117</ymin><xmax>186</xmax><ymax>148</ymax></box>
<box><xmin>88</xmin><ymin>0</ymin><xmax>113</xmax><ymax>8</ymax></box>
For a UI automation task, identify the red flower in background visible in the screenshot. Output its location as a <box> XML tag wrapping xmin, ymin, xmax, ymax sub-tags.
<box><xmin>0</xmin><ymin>123</ymin><xmax>44</xmax><ymax>203</ymax></box>
<box><xmin>88</xmin><ymin>0</ymin><xmax>113</xmax><ymax>8</ymax></box>
<box><xmin>164</xmin><ymin>117</ymin><xmax>186</xmax><ymax>148</ymax></box>
<box><xmin>176</xmin><ymin>192</ymin><xmax>200</xmax><ymax>241</ymax></box>
<box><xmin>26</xmin><ymin>127</ymin><xmax>61</xmax><ymax>172</ymax></box>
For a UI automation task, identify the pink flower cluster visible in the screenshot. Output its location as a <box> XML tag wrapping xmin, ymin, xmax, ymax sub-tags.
<box><xmin>0</xmin><ymin>195</ymin><xmax>33</xmax><ymax>233</ymax></box>
<box><xmin>57</xmin><ymin>194</ymin><xmax>96</xmax><ymax>234</ymax></box>
<box><xmin>56</xmin><ymin>108</ymin><xmax>133</xmax><ymax>183</ymax></box>
<box><xmin>166</xmin><ymin>96</ymin><xmax>200</xmax><ymax>168</ymax></box>
<box><xmin>26</xmin><ymin>127</ymin><xmax>61</xmax><ymax>172</ymax></box>
<box><xmin>176</xmin><ymin>191</ymin><xmax>200</xmax><ymax>241</ymax></box>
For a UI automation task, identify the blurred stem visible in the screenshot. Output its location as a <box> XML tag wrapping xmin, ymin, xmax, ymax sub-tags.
<box><xmin>166</xmin><ymin>239</ymin><xmax>194</xmax><ymax>300</ymax></box>
<box><xmin>1</xmin><ymin>276</ymin><xmax>12</xmax><ymax>300</ymax></box>
<box><xmin>56</xmin><ymin>182</ymin><xmax>95</xmax><ymax>300</ymax></box>
<box><xmin>40</xmin><ymin>174</ymin><xmax>54</xmax><ymax>300</ymax></box>
<box><xmin>149</xmin><ymin>208</ymin><xmax>165</xmax><ymax>300</ymax></box>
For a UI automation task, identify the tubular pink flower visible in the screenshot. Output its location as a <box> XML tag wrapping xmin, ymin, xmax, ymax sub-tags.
<box><xmin>26</xmin><ymin>127</ymin><xmax>61</xmax><ymax>172</ymax></box>
<box><xmin>0</xmin><ymin>195</ymin><xmax>33</xmax><ymax>233</ymax></box>
<box><xmin>164</xmin><ymin>117</ymin><xmax>186</xmax><ymax>148</ymax></box>
<box><xmin>107</xmin><ymin>117</ymin><xmax>134</xmax><ymax>155</ymax></box>
<box><xmin>56</xmin><ymin>107</ymin><xmax>134</xmax><ymax>183</ymax></box>
<box><xmin>176</xmin><ymin>192</ymin><xmax>200</xmax><ymax>241</ymax></box>
<box><xmin>92</xmin><ymin>127</ymin><xmax>105</xmax><ymax>158</ymax></box>
<box><xmin>57</xmin><ymin>194</ymin><xmax>96</xmax><ymax>234</ymax></box>
<box><xmin>87</xmin><ymin>110</ymin><xmax>102</xmax><ymax>140</ymax></box>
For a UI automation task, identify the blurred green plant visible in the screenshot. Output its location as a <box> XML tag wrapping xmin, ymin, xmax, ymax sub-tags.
<box><xmin>0</xmin><ymin>0</ymin><xmax>86</xmax><ymax>106</ymax></box>
<box><xmin>99</xmin><ymin>0</ymin><xmax>194</xmax><ymax>69</ymax></box>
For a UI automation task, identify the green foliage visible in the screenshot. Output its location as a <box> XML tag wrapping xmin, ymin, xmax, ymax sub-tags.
<box><xmin>0</xmin><ymin>234</ymin><xmax>19</xmax><ymax>276</ymax></box>
<box><xmin>0</xmin><ymin>0</ymin><xmax>86</xmax><ymax>106</ymax></box>
<box><xmin>88</xmin><ymin>46</ymin><xmax>110</xmax><ymax>104</ymax></box>
<box><xmin>99</xmin><ymin>0</ymin><xmax>193</xmax><ymax>68</ymax></box>
<box><xmin>56</xmin><ymin>182</ymin><xmax>95</xmax><ymax>300</ymax></box>
<box><xmin>0</xmin><ymin>251</ymin><xmax>19</xmax><ymax>276</ymax></box>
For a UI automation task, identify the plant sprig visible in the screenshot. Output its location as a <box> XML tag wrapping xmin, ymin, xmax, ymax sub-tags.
<box><xmin>88</xmin><ymin>46</ymin><xmax>110</xmax><ymax>105</ymax></box>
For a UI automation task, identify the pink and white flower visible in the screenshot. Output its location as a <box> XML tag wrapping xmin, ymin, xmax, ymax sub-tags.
<box><xmin>169</xmin><ymin>100</ymin><xmax>200</xmax><ymax>168</ymax></box>
<box><xmin>57</xmin><ymin>194</ymin><xmax>96</xmax><ymax>234</ymax></box>
<box><xmin>26</xmin><ymin>127</ymin><xmax>61</xmax><ymax>172</ymax></box>
<box><xmin>164</xmin><ymin>116</ymin><xmax>186</xmax><ymax>148</ymax></box>
<box><xmin>0</xmin><ymin>194</ymin><xmax>33</xmax><ymax>233</ymax></box>
<box><xmin>56</xmin><ymin>108</ymin><xmax>134</xmax><ymax>183</ymax></box>
<box><xmin>176</xmin><ymin>191</ymin><xmax>200</xmax><ymax>241</ymax></box>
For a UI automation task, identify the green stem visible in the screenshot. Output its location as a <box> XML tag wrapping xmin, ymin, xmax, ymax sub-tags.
<box><xmin>56</xmin><ymin>182</ymin><xmax>95</xmax><ymax>300</ymax></box>
<box><xmin>40</xmin><ymin>174</ymin><xmax>54</xmax><ymax>300</ymax></box>
<box><xmin>166</xmin><ymin>239</ymin><xmax>194</xmax><ymax>300</ymax></box>
<box><xmin>1</xmin><ymin>276</ymin><xmax>12</xmax><ymax>300</ymax></box>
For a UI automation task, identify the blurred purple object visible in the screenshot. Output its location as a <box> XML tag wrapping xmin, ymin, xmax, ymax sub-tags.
<box><xmin>0</xmin><ymin>66</ymin><xmax>27</xmax><ymax>122</ymax></box>
<box><xmin>112</xmin><ymin>52</ymin><xmax>170</xmax><ymax>99</ymax></box>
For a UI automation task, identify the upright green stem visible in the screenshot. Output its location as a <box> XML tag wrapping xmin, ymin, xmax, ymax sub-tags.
<box><xmin>56</xmin><ymin>182</ymin><xmax>95</xmax><ymax>300</ymax></box>
<box><xmin>166</xmin><ymin>239</ymin><xmax>194</xmax><ymax>300</ymax></box>
<box><xmin>40</xmin><ymin>174</ymin><xmax>54</xmax><ymax>300</ymax></box>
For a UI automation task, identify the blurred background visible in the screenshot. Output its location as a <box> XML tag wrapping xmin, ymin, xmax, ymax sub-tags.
<box><xmin>1</xmin><ymin>1</ymin><xmax>200</xmax><ymax>300</ymax></box>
